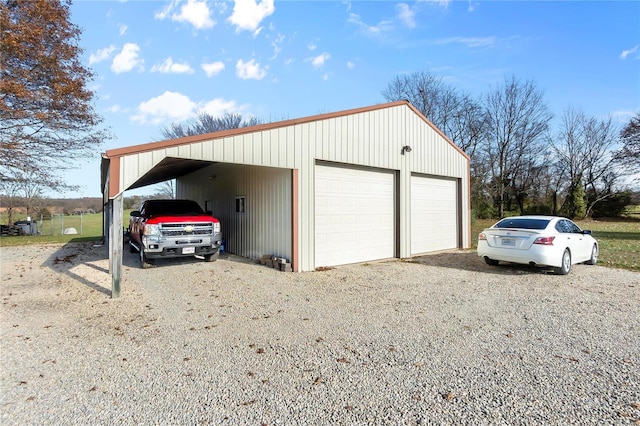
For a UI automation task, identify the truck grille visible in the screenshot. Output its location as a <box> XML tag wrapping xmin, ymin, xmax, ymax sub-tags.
<box><xmin>160</xmin><ymin>222</ymin><xmax>213</xmax><ymax>237</ymax></box>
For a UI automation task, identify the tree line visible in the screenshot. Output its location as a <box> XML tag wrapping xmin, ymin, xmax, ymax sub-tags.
<box><xmin>382</xmin><ymin>72</ymin><xmax>639</xmax><ymax>219</ymax></box>
<box><xmin>1</xmin><ymin>1</ymin><xmax>638</xmax><ymax>223</ymax></box>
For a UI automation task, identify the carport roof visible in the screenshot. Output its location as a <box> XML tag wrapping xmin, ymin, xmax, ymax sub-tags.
<box><xmin>125</xmin><ymin>157</ymin><xmax>213</xmax><ymax>190</ymax></box>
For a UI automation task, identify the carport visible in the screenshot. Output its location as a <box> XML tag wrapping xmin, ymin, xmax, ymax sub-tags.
<box><xmin>101</xmin><ymin>101</ymin><xmax>471</xmax><ymax>297</ymax></box>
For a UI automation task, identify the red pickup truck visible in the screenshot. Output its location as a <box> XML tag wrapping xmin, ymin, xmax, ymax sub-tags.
<box><xmin>128</xmin><ymin>199</ymin><xmax>222</xmax><ymax>268</ymax></box>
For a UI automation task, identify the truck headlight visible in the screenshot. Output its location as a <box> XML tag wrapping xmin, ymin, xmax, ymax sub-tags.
<box><xmin>213</xmin><ymin>222</ymin><xmax>221</xmax><ymax>234</ymax></box>
<box><xmin>143</xmin><ymin>224</ymin><xmax>160</xmax><ymax>236</ymax></box>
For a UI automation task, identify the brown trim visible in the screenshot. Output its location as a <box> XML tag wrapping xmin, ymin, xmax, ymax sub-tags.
<box><xmin>291</xmin><ymin>169</ymin><xmax>299</xmax><ymax>272</ymax></box>
<box><xmin>467</xmin><ymin>164</ymin><xmax>472</xmax><ymax>249</ymax></box>
<box><xmin>109</xmin><ymin>156</ymin><xmax>120</xmax><ymax>199</ymax></box>
<box><xmin>457</xmin><ymin>178</ymin><xmax>462</xmax><ymax>249</ymax></box>
<box><xmin>104</xmin><ymin>101</ymin><xmax>413</xmax><ymax>159</ymax></box>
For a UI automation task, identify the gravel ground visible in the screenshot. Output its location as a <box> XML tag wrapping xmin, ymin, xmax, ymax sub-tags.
<box><xmin>1</xmin><ymin>242</ymin><xmax>639</xmax><ymax>425</ymax></box>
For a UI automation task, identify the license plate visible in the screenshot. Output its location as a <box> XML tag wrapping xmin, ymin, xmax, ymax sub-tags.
<box><xmin>501</xmin><ymin>238</ymin><xmax>515</xmax><ymax>246</ymax></box>
<box><xmin>182</xmin><ymin>247</ymin><xmax>195</xmax><ymax>254</ymax></box>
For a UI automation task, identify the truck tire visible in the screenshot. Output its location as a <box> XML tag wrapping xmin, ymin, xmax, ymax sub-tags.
<box><xmin>204</xmin><ymin>251</ymin><xmax>219</xmax><ymax>262</ymax></box>
<box><xmin>140</xmin><ymin>249</ymin><xmax>155</xmax><ymax>269</ymax></box>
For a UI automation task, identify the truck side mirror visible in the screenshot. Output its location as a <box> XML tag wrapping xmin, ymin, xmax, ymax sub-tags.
<box><xmin>130</xmin><ymin>210</ymin><xmax>141</xmax><ymax>217</ymax></box>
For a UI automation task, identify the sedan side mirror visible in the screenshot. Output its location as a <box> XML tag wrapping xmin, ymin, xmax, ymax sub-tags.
<box><xmin>582</xmin><ymin>229</ymin><xmax>592</xmax><ymax>235</ymax></box>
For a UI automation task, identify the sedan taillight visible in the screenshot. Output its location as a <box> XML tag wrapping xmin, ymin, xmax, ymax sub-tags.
<box><xmin>478</xmin><ymin>232</ymin><xmax>487</xmax><ymax>241</ymax></box>
<box><xmin>533</xmin><ymin>236</ymin><xmax>555</xmax><ymax>245</ymax></box>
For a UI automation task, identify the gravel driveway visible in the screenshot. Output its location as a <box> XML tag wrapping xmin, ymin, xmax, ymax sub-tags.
<box><xmin>1</xmin><ymin>242</ymin><xmax>639</xmax><ymax>425</ymax></box>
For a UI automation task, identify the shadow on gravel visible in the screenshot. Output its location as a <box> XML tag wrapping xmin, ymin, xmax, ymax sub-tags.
<box><xmin>122</xmin><ymin>247</ymin><xmax>254</xmax><ymax>269</ymax></box>
<box><xmin>408</xmin><ymin>251</ymin><xmax>558</xmax><ymax>275</ymax></box>
<box><xmin>43</xmin><ymin>242</ymin><xmax>112</xmax><ymax>297</ymax></box>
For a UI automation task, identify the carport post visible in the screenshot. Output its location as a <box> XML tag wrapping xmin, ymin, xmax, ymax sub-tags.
<box><xmin>109</xmin><ymin>194</ymin><xmax>123</xmax><ymax>298</ymax></box>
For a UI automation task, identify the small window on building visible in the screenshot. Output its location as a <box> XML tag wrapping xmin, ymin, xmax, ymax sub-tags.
<box><xmin>235</xmin><ymin>196</ymin><xmax>246</xmax><ymax>213</ymax></box>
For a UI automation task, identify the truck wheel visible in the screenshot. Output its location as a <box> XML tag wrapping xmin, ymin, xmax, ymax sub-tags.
<box><xmin>140</xmin><ymin>250</ymin><xmax>155</xmax><ymax>269</ymax></box>
<box><xmin>204</xmin><ymin>251</ymin><xmax>219</xmax><ymax>262</ymax></box>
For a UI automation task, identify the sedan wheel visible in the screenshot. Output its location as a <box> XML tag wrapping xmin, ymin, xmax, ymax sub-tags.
<box><xmin>484</xmin><ymin>257</ymin><xmax>499</xmax><ymax>266</ymax></box>
<box><xmin>554</xmin><ymin>249</ymin><xmax>571</xmax><ymax>275</ymax></box>
<box><xmin>585</xmin><ymin>244</ymin><xmax>598</xmax><ymax>265</ymax></box>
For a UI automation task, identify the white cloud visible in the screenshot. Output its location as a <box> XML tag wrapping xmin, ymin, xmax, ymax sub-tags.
<box><xmin>132</xmin><ymin>91</ymin><xmax>196</xmax><ymax>125</ymax></box>
<box><xmin>151</xmin><ymin>57</ymin><xmax>195</xmax><ymax>74</ymax></box>
<box><xmin>434</xmin><ymin>36</ymin><xmax>496</xmax><ymax>48</ymax></box>
<box><xmin>620</xmin><ymin>45</ymin><xmax>639</xmax><ymax>60</ymax></box>
<box><xmin>201</xmin><ymin>61</ymin><xmax>225</xmax><ymax>77</ymax></box>
<box><xmin>111</xmin><ymin>43</ymin><xmax>144</xmax><ymax>73</ymax></box>
<box><xmin>347</xmin><ymin>61</ymin><xmax>355</xmax><ymax>69</ymax></box>
<box><xmin>228</xmin><ymin>0</ymin><xmax>275</xmax><ymax>34</ymax></box>
<box><xmin>200</xmin><ymin>98</ymin><xmax>240</xmax><ymax>116</ymax></box>
<box><xmin>106</xmin><ymin>104</ymin><xmax>127</xmax><ymax>114</ymax></box>
<box><xmin>347</xmin><ymin>12</ymin><xmax>394</xmax><ymax>35</ymax></box>
<box><xmin>156</xmin><ymin>0</ymin><xmax>215</xmax><ymax>30</ymax></box>
<box><xmin>118</xmin><ymin>24</ymin><xmax>128</xmax><ymax>36</ymax></box>
<box><xmin>270</xmin><ymin>33</ymin><xmax>285</xmax><ymax>60</ymax></box>
<box><xmin>432</xmin><ymin>0</ymin><xmax>451</xmax><ymax>7</ymax></box>
<box><xmin>89</xmin><ymin>45</ymin><xmax>116</xmax><ymax>65</ymax></box>
<box><xmin>308</xmin><ymin>42</ymin><xmax>317</xmax><ymax>51</ymax></box>
<box><xmin>131</xmin><ymin>92</ymin><xmax>243</xmax><ymax>125</ymax></box>
<box><xmin>236</xmin><ymin>59</ymin><xmax>267</xmax><ymax>80</ymax></box>
<box><xmin>396</xmin><ymin>3</ymin><xmax>416</xmax><ymax>28</ymax></box>
<box><xmin>311</xmin><ymin>52</ymin><xmax>330</xmax><ymax>68</ymax></box>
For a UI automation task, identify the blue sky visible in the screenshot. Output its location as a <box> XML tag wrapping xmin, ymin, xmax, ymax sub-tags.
<box><xmin>66</xmin><ymin>0</ymin><xmax>640</xmax><ymax>198</ymax></box>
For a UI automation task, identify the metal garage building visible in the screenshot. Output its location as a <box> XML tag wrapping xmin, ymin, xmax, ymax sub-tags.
<box><xmin>101</xmin><ymin>100</ymin><xmax>470</xmax><ymax>297</ymax></box>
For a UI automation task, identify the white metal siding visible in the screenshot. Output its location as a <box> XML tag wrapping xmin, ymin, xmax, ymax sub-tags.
<box><xmin>410</xmin><ymin>175</ymin><xmax>458</xmax><ymax>254</ymax></box>
<box><xmin>315</xmin><ymin>163</ymin><xmax>395</xmax><ymax>267</ymax></box>
<box><xmin>178</xmin><ymin>164</ymin><xmax>292</xmax><ymax>262</ymax></box>
<box><xmin>114</xmin><ymin>103</ymin><xmax>471</xmax><ymax>271</ymax></box>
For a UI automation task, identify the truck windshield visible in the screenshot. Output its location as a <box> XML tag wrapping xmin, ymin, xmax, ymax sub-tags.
<box><xmin>146</xmin><ymin>200</ymin><xmax>205</xmax><ymax>216</ymax></box>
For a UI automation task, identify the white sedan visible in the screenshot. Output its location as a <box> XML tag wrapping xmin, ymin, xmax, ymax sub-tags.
<box><xmin>477</xmin><ymin>215</ymin><xmax>599</xmax><ymax>275</ymax></box>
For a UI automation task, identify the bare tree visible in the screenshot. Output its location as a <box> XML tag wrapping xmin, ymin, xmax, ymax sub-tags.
<box><xmin>0</xmin><ymin>0</ymin><xmax>110</xmax><ymax>190</ymax></box>
<box><xmin>381</xmin><ymin>71</ymin><xmax>485</xmax><ymax>158</ymax></box>
<box><xmin>615</xmin><ymin>112</ymin><xmax>640</xmax><ymax>175</ymax></box>
<box><xmin>0</xmin><ymin>177</ymin><xmax>22</xmax><ymax>226</ymax></box>
<box><xmin>157</xmin><ymin>180</ymin><xmax>175</xmax><ymax>199</ymax></box>
<box><xmin>482</xmin><ymin>76</ymin><xmax>552</xmax><ymax>217</ymax></box>
<box><xmin>161</xmin><ymin>112</ymin><xmax>262</xmax><ymax>139</ymax></box>
<box><xmin>582</xmin><ymin>116</ymin><xmax>621</xmax><ymax>217</ymax></box>
<box><xmin>551</xmin><ymin>108</ymin><xmax>621</xmax><ymax>218</ymax></box>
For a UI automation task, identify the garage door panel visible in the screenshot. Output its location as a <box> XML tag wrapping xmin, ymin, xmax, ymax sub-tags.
<box><xmin>411</xmin><ymin>176</ymin><xmax>458</xmax><ymax>254</ymax></box>
<box><xmin>315</xmin><ymin>164</ymin><xmax>395</xmax><ymax>267</ymax></box>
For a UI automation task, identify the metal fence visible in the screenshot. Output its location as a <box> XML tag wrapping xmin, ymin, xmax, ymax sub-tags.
<box><xmin>6</xmin><ymin>214</ymin><xmax>87</xmax><ymax>236</ymax></box>
<box><xmin>38</xmin><ymin>213</ymin><xmax>85</xmax><ymax>236</ymax></box>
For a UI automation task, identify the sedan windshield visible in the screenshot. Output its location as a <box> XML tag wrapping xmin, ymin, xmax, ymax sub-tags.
<box><xmin>494</xmin><ymin>218</ymin><xmax>550</xmax><ymax>230</ymax></box>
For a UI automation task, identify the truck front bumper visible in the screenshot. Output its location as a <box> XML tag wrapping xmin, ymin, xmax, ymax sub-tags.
<box><xmin>142</xmin><ymin>233</ymin><xmax>222</xmax><ymax>259</ymax></box>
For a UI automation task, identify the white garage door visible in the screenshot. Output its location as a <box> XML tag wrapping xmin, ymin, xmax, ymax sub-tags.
<box><xmin>315</xmin><ymin>164</ymin><xmax>395</xmax><ymax>267</ymax></box>
<box><xmin>411</xmin><ymin>175</ymin><xmax>458</xmax><ymax>254</ymax></box>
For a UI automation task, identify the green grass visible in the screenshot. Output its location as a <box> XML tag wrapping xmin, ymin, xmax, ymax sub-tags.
<box><xmin>472</xmin><ymin>217</ymin><xmax>640</xmax><ymax>272</ymax></box>
<box><xmin>2</xmin><ymin>210</ymin><xmax>639</xmax><ymax>272</ymax></box>
<box><xmin>0</xmin><ymin>212</ymin><xmax>106</xmax><ymax>246</ymax></box>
